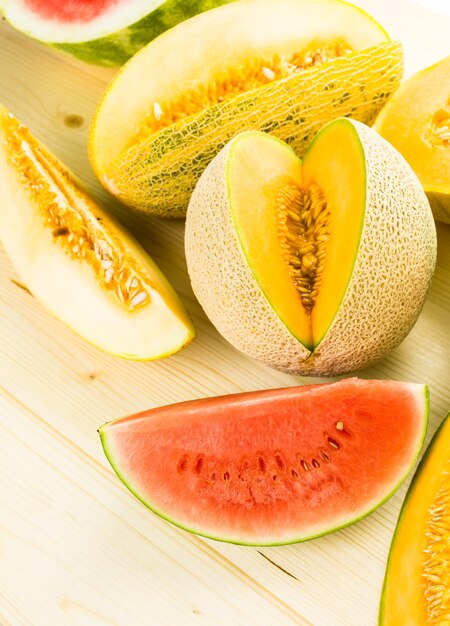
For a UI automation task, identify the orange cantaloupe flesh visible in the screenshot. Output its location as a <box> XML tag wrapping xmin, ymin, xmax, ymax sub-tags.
<box><xmin>375</xmin><ymin>56</ymin><xmax>450</xmax><ymax>223</ymax></box>
<box><xmin>380</xmin><ymin>412</ymin><xmax>450</xmax><ymax>625</ymax></box>
<box><xmin>229</xmin><ymin>120</ymin><xmax>365</xmax><ymax>350</ymax></box>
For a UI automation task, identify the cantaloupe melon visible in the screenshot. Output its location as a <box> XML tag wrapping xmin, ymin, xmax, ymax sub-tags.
<box><xmin>185</xmin><ymin>119</ymin><xmax>436</xmax><ymax>376</ymax></box>
<box><xmin>375</xmin><ymin>56</ymin><xmax>450</xmax><ymax>224</ymax></box>
<box><xmin>0</xmin><ymin>104</ymin><xmax>195</xmax><ymax>359</ymax></box>
<box><xmin>89</xmin><ymin>0</ymin><xmax>403</xmax><ymax>217</ymax></box>
<box><xmin>379</xmin><ymin>411</ymin><xmax>450</xmax><ymax>625</ymax></box>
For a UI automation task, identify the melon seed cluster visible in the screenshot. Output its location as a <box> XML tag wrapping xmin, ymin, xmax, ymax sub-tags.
<box><xmin>422</xmin><ymin>481</ymin><xmax>450</xmax><ymax>623</ymax></box>
<box><xmin>4</xmin><ymin>115</ymin><xmax>151</xmax><ymax>312</ymax></box>
<box><xmin>131</xmin><ymin>38</ymin><xmax>353</xmax><ymax>144</ymax></box>
<box><xmin>429</xmin><ymin>106</ymin><xmax>450</xmax><ymax>147</ymax></box>
<box><xmin>276</xmin><ymin>183</ymin><xmax>330</xmax><ymax>311</ymax></box>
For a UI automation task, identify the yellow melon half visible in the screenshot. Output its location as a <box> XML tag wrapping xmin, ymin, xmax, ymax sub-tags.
<box><xmin>185</xmin><ymin>119</ymin><xmax>436</xmax><ymax>375</ymax></box>
<box><xmin>89</xmin><ymin>0</ymin><xmax>403</xmax><ymax>217</ymax></box>
<box><xmin>375</xmin><ymin>56</ymin><xmax>450</xmax><ymax>223</ymax></box>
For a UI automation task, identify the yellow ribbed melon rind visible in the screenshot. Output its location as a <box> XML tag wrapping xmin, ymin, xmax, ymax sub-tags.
<box><xmin>185</xmin><ymin>120</ymin><xmax>436</xmax><ymax>376</ymax></box>
<box><xmin>100</xmin><ymin>41</ymin><xmax>403</xmax><ymax>217</ymax></box>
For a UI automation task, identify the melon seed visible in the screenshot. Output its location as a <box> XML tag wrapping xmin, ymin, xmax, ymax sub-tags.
<box><xmin>276</xmin><ymin>182</ymin><xmax>330</xmax><ymax>312</ymax></box>
<box><xmin>428</xmin><ymin>105</ymin><xmax>450</xmax><ymax>148</ymax></box>
<box><xmin>422</xmin><ymin>476</ymin><xmax>450</xmax><ymax>624</ymax></box>
<box><xmin>131</xmin><ymin>38</ymin><xmax>353</xmax><ymax>145</ymax></box>
<box><xmin>3</xmin><ymin>114</ymin><xmax>152</xmax><ymax>313</ymax></box>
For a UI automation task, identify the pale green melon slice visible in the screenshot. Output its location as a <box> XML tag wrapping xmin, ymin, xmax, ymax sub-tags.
<box><xmin>0</xmin><ymin>105</ymin><xmax>195</xmax><ymax>359</ymax></box>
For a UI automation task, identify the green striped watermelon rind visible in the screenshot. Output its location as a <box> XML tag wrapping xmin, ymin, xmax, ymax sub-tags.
<box><xmin>99</xmin><ymin>383</ymin><xmax>429</xmax><ymax>546</ymax></box>
<box><xmin>3</xmin><ymin>0</ymin><xmax>235</xmax><ymax>67</ymax></box>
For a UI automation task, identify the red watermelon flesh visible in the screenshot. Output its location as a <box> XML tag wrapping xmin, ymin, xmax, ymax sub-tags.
<box><xmin>24</xmin><ymin>0</ymin><xmax>116</xmax><ymax>22</ymax></box>
<box><xmin>99</xmin><ymin>378</ymin><xmax>428</xmax><ymax>545</ymax></box>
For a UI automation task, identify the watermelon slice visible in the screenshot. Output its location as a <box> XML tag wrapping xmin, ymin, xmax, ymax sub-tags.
<box><xmin>2</xmin><ymin>0</ymin><xmax>233</xmax><ymax>67</ymax></box>
<box><xmin>99</xmin><ymin>379</ymin><xmax>428</xmax><ymax>545</ymax></box>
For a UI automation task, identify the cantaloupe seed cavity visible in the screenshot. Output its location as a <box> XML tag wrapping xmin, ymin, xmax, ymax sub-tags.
<box><xmin>3</xmin><ymin>113</ymin><xmax>152</xmax><ymax>311</ymax></box>
<box><xmin>276</xmin><ymin>182</ymin><xmax>330</xmax><ymax>315</ymax></box>
<box><xmin>428</xmin><ymin>100</ymin><xmax>450</xmax><ymax>147</ymax></box>
<box><xmin>423</xmin><ymin>462</ymin><xmax>450</xmax><ymax>624</ymax></box>
<box><xmin>131</xmin><ymin>38</ymin><xmax>353</xmax><ymax>145</ymax></box>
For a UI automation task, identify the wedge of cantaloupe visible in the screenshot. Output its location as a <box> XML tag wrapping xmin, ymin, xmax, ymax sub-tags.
<box><xmin>185</xmin><ymin>119</ymin><xmax>436</xmax><ymax>376</ymax></box>
<box><xmin>375</xmin><ymin>56</ymin><xmax>450</xmax><ymax>223</ymax></box>
<box><xmin>89</xmin><ymin>0</ymin><xmax>403</xmax><ymax>217</ymax></box>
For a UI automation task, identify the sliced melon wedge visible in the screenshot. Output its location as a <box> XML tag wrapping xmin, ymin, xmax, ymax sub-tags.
<box><xmin>89</xmin><ymin>0</ymin><xmax>403</xmax><ymax>216</ymax></box>
<box><xmin>99</xmin><ymin>378</ymin><xmax>429</xmax><ymax>545</ymax></box>
<box><xmin>375</xmin><ymin>56</ymin><xmax>450</xmax><ymax>223</ymax></box>
<box><xmin>2</xmin><ymin>0</ymin><xmax>233</xmax><ymax>67</ymax></box>
<box><xmin>380</xmin><ymin>411</ymin><xmax>450</xmax><ymax>625</ymax></box>
<box><xmin>0</xmin><ymin>105</ymin><xmax>195</xmax><ymax>359</ymax></box>
<box><xmin>186</xmin><ymin>119</ymin><xmax>436</xmax><ymax>375</ymax></box>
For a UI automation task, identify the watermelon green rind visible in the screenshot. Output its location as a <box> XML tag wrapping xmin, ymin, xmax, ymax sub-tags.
<box><xmin>4</xmin><ymin>0</ymin><xmax>234</xmax><ymax>67</ymax></box>
<box><xmin>378</xmin><ymin>406</ymin><xmax>448</xmax><ymax>625</ymax></box>
<box><xmin>99</xmin><ymin>382</ymin><xmax>429</xmax><ymax>546</ymax></box>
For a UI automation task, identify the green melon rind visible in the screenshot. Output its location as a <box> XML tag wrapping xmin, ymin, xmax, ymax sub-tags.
<box><xmin>99</xmin><ymin>384</ymin><xmax>429</xmax><ymax>546</ymax></box>
<box><xmin>100</xmin><ymin>40</ymin><xmax>403</xmax><ymax>215</ymax></box>
<box><xmin>6</xmin><ymin>0</ymin><xmax>234</xmax><ymax>67</ymax></box>
<box><xmin>378</xmin><ymin>407</ymin><xmax>449</xmax><ymax>625</ymax></box>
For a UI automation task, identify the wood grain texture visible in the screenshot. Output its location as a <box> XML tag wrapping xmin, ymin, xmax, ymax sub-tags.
<box><xmin>0</xmin><ymin>2</ymin><xmax>449</xmax><ymax>625</ymax></box>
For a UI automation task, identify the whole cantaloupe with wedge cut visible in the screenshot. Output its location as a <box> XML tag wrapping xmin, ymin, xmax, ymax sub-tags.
<box><xmin>185</xmin><ymin>119</ymin><xmax>436</xmax><ymax>376</ymax></box>
<box><xmin>375</xmin><ymin>56</ymin><xmax>450</xmax><ymax>224</ymax></box>
<box><xmin>0</xmin><ymin>104</ymin><xmax>195</xmax><ymax>359</ymax></box>
<box><xmin>89</xmin><ymin>0</ymin><xmax>404</xmax><ymax>217</ymax></box>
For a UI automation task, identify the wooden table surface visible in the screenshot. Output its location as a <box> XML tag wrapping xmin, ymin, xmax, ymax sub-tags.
<box><xmin>0</xmin><ymin>2</ymin><xmax>449</xmax><ymax>625</ymax></box>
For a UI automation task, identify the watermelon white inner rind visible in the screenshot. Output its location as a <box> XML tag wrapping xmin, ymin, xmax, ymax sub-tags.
<box><xmin>3</xmin><ymin>0</ymin><xmax>165</xmax><ymax>42</ymax></box>
<box><xmin>100</xmin><ymin>379</ymin><xmax>429</xmax><ymax>545</ymax></box>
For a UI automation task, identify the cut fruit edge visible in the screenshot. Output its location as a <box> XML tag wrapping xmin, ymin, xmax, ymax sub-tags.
<box><xmin>379</xmin><ymin>410</ymin><xmax>450</xmax><ymax>625</ymax></box>
<box><xmin>89</xmin><ymin>0</ymin><xmax>391</xmax><ymax>176</ymax></box>
<box><xmin>0</xmin><ymin>104</ymin><xmax>195</xmax><ymax>359</ymax></box>
<box><xmin>226</xmin><ymin>120</ymin><xmax>366</xmax><ymax>352</ymax></box>
<box><xmin>99</xmin><ymin>380</ymin><xmax>429</xmax><ymax>545</ymax></box>
<box><xmin>3</xmin><ymin>0</ymin><xmax>165</xmax><ymax>42</ymax></box>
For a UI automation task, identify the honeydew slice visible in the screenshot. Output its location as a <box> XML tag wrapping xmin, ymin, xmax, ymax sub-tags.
<box><xmin>0</xmin><ymin>105</ymin><xmax>195</xmax><ymax>359</ymax></box>
<box><xmin>185</xmin><ymin>119</ymin><xmax>436</xmax><ymax>375</ymax></box>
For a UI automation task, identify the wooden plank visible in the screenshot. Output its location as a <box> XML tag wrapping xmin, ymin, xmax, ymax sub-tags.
<box><xmin>0</xmin><ymin>1</ymin><xmax>449</xmax><ymax>625</ymax></box>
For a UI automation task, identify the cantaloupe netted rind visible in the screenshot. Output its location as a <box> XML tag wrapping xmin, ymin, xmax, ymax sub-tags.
<box><xmin>375</xmin><ymin>56</ymin><xmax>450</xmax><ymax>224</ymax></box>
<box><xmin>89</xmin><ymin>0</ymin><xmax>403</xmax><ymax>217</ymax></box>
<box><xmin>185</xmin><ymin>119</ymin><xmax>436</xmax><ymax>376</ymax></box>
<box><xmin>0</xmin><ymin>104</ymin><xmax>195</xmax><ymax>359</ymax></box>
<box><xmin>2</xmin><ymin>0</ymin><xmax>233</xmax><ymax>67</ymax></box>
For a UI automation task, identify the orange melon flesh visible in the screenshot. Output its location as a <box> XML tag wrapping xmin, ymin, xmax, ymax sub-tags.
<box><xmin>91</xmin><ymin>0</ymin><xmax>388</xmax><ymax>176</ymax></box>
<box><xmin>229</xmin><ymin>120</ymin><xmax>365</xmax><ymax>349</ymax></box>
<box><xmin>375</xmin><ymin>56</ymin><xmax>450</xmax><ymax>222</ymax></box>
<box><xmin>380</xmin><ymin>412</ymin><xmax>450</xmax><ymax>625</ymax></box>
